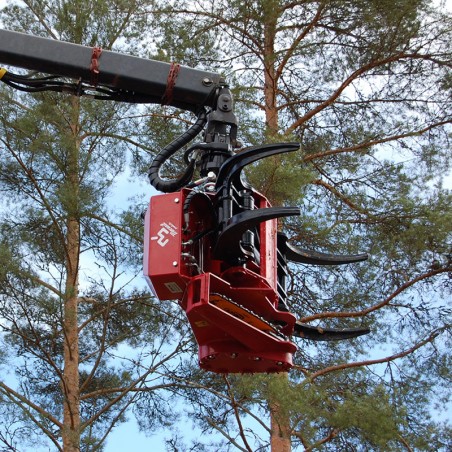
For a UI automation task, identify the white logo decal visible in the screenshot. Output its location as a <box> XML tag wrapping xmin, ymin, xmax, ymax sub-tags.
<box><xmin>151</xmin><ymin>222</ymin><xmax>178</xmax><ymax>247</ymax></box>
<box><xmin>152</xmin><ymin>227</ymin><xmax>170</xmax><ymax>247</ymax></box>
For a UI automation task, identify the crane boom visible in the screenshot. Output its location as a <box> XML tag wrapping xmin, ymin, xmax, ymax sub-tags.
<box><xmin>0</xmin><ymin>29</ymin><xmax>222</xmax><ymax>111</ymax></box>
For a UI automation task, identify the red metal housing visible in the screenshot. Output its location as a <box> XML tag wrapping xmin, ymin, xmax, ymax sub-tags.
<box><xmin>143</xmin><ymin>189</ymin><xmax>298</xmax><ymax>373</ymax></box>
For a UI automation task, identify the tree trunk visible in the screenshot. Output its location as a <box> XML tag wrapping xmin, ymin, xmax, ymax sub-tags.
<box><xmin>271</xmin><ymin>402</ymin><xmax>292</xmax><ymax>452</ymax></box>
<box><xmin>62</xmin><ymin>97</ymin><xmax>81</xmax><ymax>451</ymax></box>
<box><xmin>262</xmin><ymin>5</ymin><xmax>293</xmax><ymax>450</ymax></box>
<box><xmin>62</xmin><ymin>216</ymin><xmax>81</xmax><ymax>451</ymax></box>
<box><xmin>263</xmin><ymin>0</ymin><xmax>279</xmax><ymax>136</ymax></box>
<box><xmin>269</xmin><ymin>372</ymin><xmax>292</xmax><ymax>452</ymax></box>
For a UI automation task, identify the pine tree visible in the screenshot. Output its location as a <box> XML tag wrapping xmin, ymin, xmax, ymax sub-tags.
<box><xmin>0</xmin><ymin>1</ymin><xmax>196</xmax><ymax>450</ymax></box>
<box><xmin>144</xmin><ymin>1</ymin><xmax>452</xmax><ymax>450</ymax></box>
<box><xmin>1</xmin><ymin>0</ymin><xmax>451</xmax><ymax>450</ymax></box>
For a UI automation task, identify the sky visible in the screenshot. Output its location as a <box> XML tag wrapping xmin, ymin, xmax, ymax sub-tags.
<box><xmin>1</xmin><ymin>1</ymin><xmax>451</xmax><ymax>450</ymax></box>
<box><xmin>0</xmin><ymin>4</ymin><xmax>181</xmax><ymax>449</ymax></box>
<box><xmin>106</xmin><ymin>418</ymin><xmax>167</xmax><ymax>451</ymax></box>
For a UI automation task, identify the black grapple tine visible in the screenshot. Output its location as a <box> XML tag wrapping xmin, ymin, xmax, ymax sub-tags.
<box><xmin>293</xmin><ymin>322</ymin><xmax>370</xmax><ymax>341</ymax></box>
<box><xmin>215</xmin><ymin>142</ymin><xmax>300</xmax><ymax>192</ymax></box>
<box><xmin>286</xmin><ymin>241</ymin><xmax>368</xmax><ymax>265</ymax></box>
<box><xmin>278</xmin><ymin>233</ymin><xmax>368</xmax><ymax>266</ymax></box>
<box><xmin>213</xmin><ymin>207</ymin><xmax>300</xmax><ymax>261</ymax></box>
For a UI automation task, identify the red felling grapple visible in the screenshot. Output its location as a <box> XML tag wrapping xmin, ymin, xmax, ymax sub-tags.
<box><xmin>143</xmin><ymin>143</ymin><xmax>370</xmax><ymax>374</ymax></box>
<box><xmin>144</xmin><ymin>187</ymin><xmax>298</xmax><ymax>373</ymax></box>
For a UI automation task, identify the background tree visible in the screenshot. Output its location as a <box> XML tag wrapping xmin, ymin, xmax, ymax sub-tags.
<box><xmin>1</xmin><ymin>0</ymin><xmax>451</xmax><ymax>451</ymax></box>
<box><xmin>0</xmin><ymin>1</ymin><xmax>200</xmax><ymax>450</ymax></box>
<box><xmin>140</xmin><ymin>0</ymin><xmax>452</xmax><ymax>450</ymax></box>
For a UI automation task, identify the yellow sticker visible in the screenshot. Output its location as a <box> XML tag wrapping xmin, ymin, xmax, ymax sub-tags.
<box><xmin>0</xmin><ymin>68</ymin><xmax>7</xmax><ymax>80</ymax></box>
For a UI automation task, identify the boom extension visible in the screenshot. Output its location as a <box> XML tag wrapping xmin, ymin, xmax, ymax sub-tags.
<box><xmin>0</xmin><ymin>29</ymin><xmax>370</xmax><ymax>373</ymax></box>
<box><xmin>0</xmin><ymin>29</ymin><xmax>222</xmax><ymax>111</ymax></box>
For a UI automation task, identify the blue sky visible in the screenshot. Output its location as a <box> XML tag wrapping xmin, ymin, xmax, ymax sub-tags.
<box><xmin>1</xmin><ymin>2</ymin><xmax>451</xmax><ymax>449</ymax></box>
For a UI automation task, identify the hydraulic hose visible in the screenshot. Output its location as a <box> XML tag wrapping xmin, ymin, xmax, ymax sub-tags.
<box><xmin>148</xmin><ymin>108</ymin><xmax>208</xmax><ymax>193</ymax></box>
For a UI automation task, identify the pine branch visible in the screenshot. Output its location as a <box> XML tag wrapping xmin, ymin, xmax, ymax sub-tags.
<box><xmin>79</xmin><ymin>131</ymin><xmax>154</xmax><ymax>152</ymax></box>
<box><xmin>80</xmin><ymin>339</ymin><xmax>191</xmax><ymax>429</ymax></box>
<box><xmin>285</xmin><ymin>52</ymin><xmax>450</xmax><ymax>134</ymax></box>
<box><xmin>83</xmin><ymin>212</ymin><xmax>142</xmax><ymax>244</ymax></box>
<box><xmin>397</xmin><ymin>433</ymin><xmax>414</xmax><ymax>452</ymax></box>
<box><xmin>78</xmin><ymin>298</ymin><xmax>112</xmax><ymax>395</ymax></box>
<box><xmin>25</xmin><ymin>273</ymin><xmax>63</xmax><ymax>298</ymax></box>
<box><xmin>81</xmin><ymin>382</ymin><xmax>183</xmax><ymax>401</ymax></box>
<box><xmin>275</xmin><ymin>3</ymin><xmax>325</xmax><ymax>81</ymax></box>
<box><xmin>302</xmin><ymin>427</ymin><xmax>340</xmax><ymax>451</ymax></box>
<box><xmin>151</xmin><ymin>372</ymin><xmax>272</xmax><ymax>434</ymax></box>
<box><xmin>2</xmin><ymin>141</ymin><xmax>69</xmax><ymax>266</ymax></box>
<box><xmin>2</xmin><ymin>306</ymin><xmax>65</xmax><ymax>380</ymax></box>
<box><xmin>77</xmin><ymin>295</ymin><xmax>154</xmax><ymax>336</ymax></box>
<box><xmin>311</xmin><ymin>178</ymin><xmax>366</xmax><ymax>214</ymax></box>
<box><xmin>308</xmin><ymin>325</ymin><xmax>447</xmax><ymax>380</ymax></box>
<box><xmin>204</xmin><ymin>415</ymin><xmax>249</xmax><ymax>452</ymax></box>
<box><xmin>106</xmin><ymin>4</ymin><xmax>140</xmax><ymax>49</ymax></box>
<box><xmin>223</xmin><ymin>375</ymin><xmax>253</xmax><ymax>452</ymax></box>
<box><xmin>20</xmin><ymin>0</ymin><xmax>58</xmax><ymax>40</ymax></box>
<box><xmin>93</xmin><ymin>392</ymin><xmax>137</xmax><ymax>451</ymax></box>
<box><xmin>300</xmin><ymin>267</ymin><xmax>452</xmax><ymax>323</ymax></box>
<box><xmin>0</xmin><ymin>382</ymin><xmax>63</xmax><ymax>448</ymax></box>
<box><xmin>151</xmin><ymin>7</ymin><xmax>266</xmax><ymax>58</ymax></box>
<box><xmin>303</xmin><ymin>120</ymin><xmax>452</xmax><ymax>163</ymax></box>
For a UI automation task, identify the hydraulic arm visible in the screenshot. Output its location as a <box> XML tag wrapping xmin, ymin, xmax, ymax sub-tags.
<box><xmin>0</xmin><ymin>29</ymin><xmax>370</xmax><ymax>373</ymax></box>
<box><xmin>0</xmin><ymin>29</ymin><xmax>221</xmax><ymax>110</ymax></box>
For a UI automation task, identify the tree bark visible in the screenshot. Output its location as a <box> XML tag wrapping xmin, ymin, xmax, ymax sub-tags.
<box><xmin>262</xmin><ymin>5</ymin><xmax>293</xmax><ymax>450</ymax></box>
<box><xmin>62</xmin><ymin>216</ymin><xmax>81</xmax><ymax>451</ymax></box>
<box><xmin>263</xmin><ymin>0</ymin><xmax>279</xmax><ymax>136</ymax></box>
<box><xmin>62</xmin><ymin>97</ymin><xmax>81</xmax><ymax>451</ymax></box>
<box><xmin>270</xmin><ymin>399</ymin><xmax>292</xmax><ymax>452</ymax></box>
<box><xmin>269</xmin><ymin>372</ymin><xmax>292</xmax><ymax>452</ymax></box>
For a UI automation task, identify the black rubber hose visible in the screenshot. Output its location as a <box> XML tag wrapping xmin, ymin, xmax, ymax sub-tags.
<box><xmin>182</xmin><ymin>190</ymin><xmax>216</xmax><ymax>233</ymax></box>
<box><xmin>148</xmin><ymin>108</ymin><xmax>208</xmax><ymax>193</ymax></box>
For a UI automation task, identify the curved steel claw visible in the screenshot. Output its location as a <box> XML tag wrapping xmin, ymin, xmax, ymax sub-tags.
<box><xmin>213</xmin><ymin>206</ymin><xmax>300</xmax><ymax>262</ymax></box>
<box><xmin>215</xmin><ymin>142</ymin><xmax>300</xmax><ymax>192</ymax></box>
<box><xmin>293</xmin><ymin>322</ymin><xmax>370</xmax><ymax>341</ymax></box>
<box><xmin>278</xmin><ymin>233</ymin><xmax>368</xmax><ymax>266</ymax></box>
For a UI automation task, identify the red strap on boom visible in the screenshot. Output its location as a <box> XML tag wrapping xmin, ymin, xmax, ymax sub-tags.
<box><xmin>90</xmin><ymin>47</ymin><xmax>102</xmax><ymax>86</ymax></box>
<box><xmin>162</xmin><ymin>62</ymin><xmax>181</xmax><ymax>105</ymax></box>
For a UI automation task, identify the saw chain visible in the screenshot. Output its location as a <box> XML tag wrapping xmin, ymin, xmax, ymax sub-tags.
<box><xmin>209</xmin><ymin>292</ymin><xmax>288</xmax><ymax>340</ymax></box>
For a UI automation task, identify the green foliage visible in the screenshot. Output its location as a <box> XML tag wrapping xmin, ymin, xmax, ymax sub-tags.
<box><xmin>0</xmin><ymin>241</ymin><xmax>14</xmax><ymax>283</ymax></box>
<box><xmin>0</xmin><ymin>0</ymin><xmax>450</xmax><ymax>451</ymax></box>
<box><xmin>228</xmin><ymin>373</ymin><xmax>405</xmax><ymax>449</ymax></box>
<box><xmin>2</xmin><ymin>0</ymin><xmax>148</xmax><ymax>47</ymax></box>
<box><xmin>246</xmin><ymin>144</ymin><xmax>316</xmax><ymax>206</ymax></box>
<box><xmin>330</xmin><ymin>386</ymin><xmax>401</xmax><ymax>447</ymax></box>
